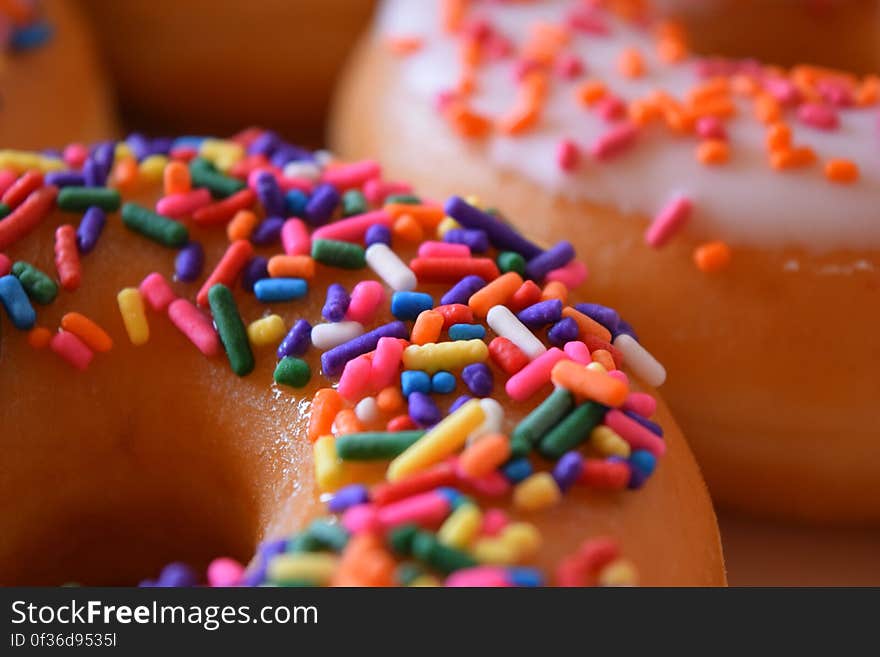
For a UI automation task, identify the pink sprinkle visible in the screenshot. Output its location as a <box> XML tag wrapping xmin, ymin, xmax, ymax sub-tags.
<box><xmin>50</xmin><ymin>331</ymin><xmax>93</xmax><ymax>371</ymax></box>
<box><xmin>281</xmin><ymin>218</ymin><xmax>311</xmax><ymax>256</ymax></box>
<box><xmin>167</xmin><ymin>299</ymin><xmax>221</xmax><ymax>357</ymax></box>
<box><xmin>514</xmin><ymin>58</ymin><xmax>543</xmax><ymax>83</ymax></box>
<box><xmin>337</xmin><ymin>355</ymin><xmax>373</xmax><ymax>401</ymax></box>
<box><xmin>233</xmin><ymin>156</ymin><xmax>272</xmax><ymax>179</ymax></box>
<box><xmin>555</xmin><ymin>53</ymin><xmax>585</xmax><ymax>80</ymax></box>
<box><xmin>591</xmin><ymin>122</ymin><xmax>639</xmax><ymax>160</ymax></box>
<box><xmin>0</xmin><ymin>252</ymin><xmax>11</xmax><ymax>277</ymax></box>
<box><xmin>546</xmin><ymin>259</ymin><xmax>588</xmax><ymax>289</ymax></box>
<box><xmin>763</xmin><ymin>77</ymin><xmax>801</xmax><ymax>106</ymax></box>
<box><xmin>696</xmin><ymin>116</ymin><xmax>727</xmax><ymax>140</ymax></box>
<box><xmin>342</xmin><ymin>504</ymin><xmax>381</xmax><ymax>534</ymax></box>
<box><xmin>371</xmin><ymin>336</ymin><xmax>404</xmax><ymax>390</ymax></box>
<box><xmin>604</xmin><ymin>409</ymin><xmax>666</xmax><ymax>457</ymax></box>
<box><xmin>506</xmin><ymin>347</ymin><xmax>568</xmax><ymax>401</ymax></box>
<box><xmin>798</xmin><ymin>102</ymin><xmax>839</xmax><ymax>130</ymax></box>
<box><xmin>817</xmin><ymin>79</ymin><xmax>854</xmax><ymax>107</ymax></box>
<box><xmin>486</xmin><ymin>33</ymin><xmax>514</xmax><ymax>59</ymax></box>
<box><xmin>275</xmin><ymin>175</ymin><xmax>314</xmax><ymax>194</ymax></box>
<box><xmin>230</xmin><ymin>127</ymin><xmax>264</xmax><ymax>147</ymax></box>
<box><xmin>0</xmin><ymin>170</ymin><xmax>17</xmax><ymax>197</ymax></box>
<box><xmin>364</xmin><ymin>179</ymin><xmax>412</xmax><ymax>206</ymax></box>
<box><xmin>155</xmin><ymin>188</ymin><xmax>213</xmax><ymax>218</ymax></box>
<box><xmin>481</xmin><ymin>508</ymin><xmax>509</xmax><ymax>536</ymax></box>
<box><xmin>607</xmin><ymin>369</ymin><xmax>629</xmax><ymax>385</ymax></box>
<box><xmin>645</xmin><ymin>196</ymin><xmax>692</xmax><ymax>248</ymax></box>
<box><xmin>312</xmin><ymin>210</ymin><xmax>392</xmax><ymax>243</ymax></box>
<box><xmin>556</xmin><ymin>139</ymin><xmax>581</xmax><ymax>172</ymax></box>
<box><xmin>62</xmin><ymin>143</ymin><xmax>89</xmax><ymax>169</ymax></box>
<box><xmin>322</xmin><ymin>160</ymin><xmax>382</xmax><ymax>191</ymax></box>
<box><xmin>566</xmin><ymin>6</ymin><xmax>609</xmax><ymax>34</ymax></box>
<box><xmin>595</xmin><ymin>95</ymin><xmax>626</xmax><ymax>122</ymax></box>
<box><xmin>346</xmin><ymin>280</ymin><xmax>386</xmax><ymax>324</ymax></box>
<box><xmin>418</xmin><ymin>241</ymin><xmax>471</xmax><ymax>258</ymax></box>
<box><xmin>207</xmin><ymin>557</ymin><xmax>244</xmax><ymax>587</ymax></box>
<box><xmin>139</xmin><ymin>272</ymin><xmax>176</xmax><ymax>312</ymax></box>
<box><xmin>623</xmin><ymin>391</ymin><xmax>657</xmax><ymax>418</ymax></box>
<box><xmin>447</xmin><ymin>567</ymin><xmax>512</xmax><ymax>587</ymax></box>
<box><xmin>563</xmin><ymin>340</ymin><xmax>591</xmax><ymax>364</ymax></box>
<box><xmin>377</xmin><ymin>491</ymin><xmax>451</xmax><ymax>530</ymax></box>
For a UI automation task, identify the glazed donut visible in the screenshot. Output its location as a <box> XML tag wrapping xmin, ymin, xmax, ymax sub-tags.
<box><xmin>0</xmin><ymin>0</ymin><xmax>117</xmax><ymax>149</ymax></box>
<box><xmin>77</xmin><ymin>0</ymin><xmax>376</xmax><ymax>143</ymax></box>
<box><xmin>0</xmin><ymin>130</ymin><xmax>724</xmax><ymax>586</ymax></box>
<box><xmin>330</xmin><ymin>0</ymin><xmax>880</xmax><ymax>524</ymax></box>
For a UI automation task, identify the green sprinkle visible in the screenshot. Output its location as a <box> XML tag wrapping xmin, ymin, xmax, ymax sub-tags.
<box><xmin>384</xmin><ymin>194</ymin><xmax>421</xmax><ymax>205</ymax></box>
<box><xmin>286</xmin><ymin>532</ymin><xmax>324</xmax><ymax>554</ymax></box>
<box><xmin>11</xmin><ymin>261</ymin><xmax>58</xmax><ymax>305</ymax></box>
<box><xmin>207</xmin><ymin>283</ymin><xmax>255</xmax><ymax>377</ymax></box>
<box><xmin>342</xmin><ymin>189</ymin><xmax>368</xmax><ymax>217</ymax></box>
<box><xmin>306</xmin><ymin>519</ymin><xmax>350</xmax><ymax>552</ymax></box>
<box><xmin>510</xmin><ymin>388</ymin><xmax>574</xmax><ymax>457</ymax></box>
<box><xmin>121</xmin><ymin>202</ymin><xmax>188</xmax><ymax>248</ymax></box>
<box><xmin>497</xmin><ymin>251</ymin><xmax>526</xmax><ymax>276</ymax></box>
<box><xmin>273</xmin><ymin>357</ymin><xmax>311</xmax><ymax>388</ymax></box>
<box><xmin>189</xmin><ymin>157</ymin><xmax>246</xmax><ymax>198</ymax></box>
<box><xmin>0</xmin><ymin>203</ymin><xmax>9</xmax><ymax>219</ymax></box>
<box><xmin>335</xmin><ymin>430</ymin><xmax>426</xmax><ymax>461</ymax></box>
<box><xmin>388</xmin><ymin>524</ymin><xmax>420</xmax><ymax>556</ymax></box>
<box><xmin>395</xmin><ymin>562</ymin><xmax>428</xmax><ymax>586</ymax></box>
<box><xmin>57</xmin><ymin>186</ymin><xmax>121</xmax><ymax>212</ymax></box>
<box><xmin>537</xmin><ymin>401</ymin><xmax>606</xmax><ymax>459</ymax></box>
<box><xmin>311</xmin><ymin>239</ymin><xmax>366</xmax><ymax>269</ymax></box>
<box><xmin>412</xmin><ymin>531</ymin><xmax>478</xmax><ymax>574</ymax></box>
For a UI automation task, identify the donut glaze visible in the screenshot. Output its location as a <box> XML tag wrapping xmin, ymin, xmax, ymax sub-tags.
<box><xmin>0</xmin><ymin>137</ymin><xmax>725</xmax><ymax>586</ymax></box>
<box><xmin>330</xmin><ymin>0</ymin><xmax>880</xmax><ymax>523</ymax></box>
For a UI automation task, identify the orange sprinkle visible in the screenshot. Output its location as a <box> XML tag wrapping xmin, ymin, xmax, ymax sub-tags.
<box><xmin>498</xmin><ymin>103</ymin><xmax>541</xmax><ymax>136</ymax></box>
<box><xmin>227</xmin><ymin>209</ymin><xmax>258</xmax><ymax>242</ymax></box>
<box><xmin>386</xmin><ymin>35</ymin><xmax>423</xmax><ymax>56</ymax></box>
<box><xmin>411</xmin><ymin>309</ymin><xmax>444</xmax><ymax>346</ymax></box>
<box><xmin>267</xmin><ymin>254</ymin><xmax>315</xmax><ymax>279</ymax></box>
<box><xmin>770</xmin><ymin>146</ymin><xmax>816</xmax><ymax>171</ymax></box>
<box><xmin>112</xmin><ymin>156</ymin><xmax>140</xmax><ymax>193</ymax></box>
<box><xmin>446</xmin><ymin>104</ymin><xmax>492</xmax><ymax>139</ymax></box>
<box><xmin>856</xmin><ymin>75</ymin><xmax>880</xmax><ymax>106</ymax></box>
<box><xmin>458</xmin><ymin>433</ymin><xmax>512</xmax><ymax>479</ymax></box>
<box><xmin>690</xmin><ymin>96</ymin><xmax>736</xmax><ymax>119</ymax></box>
<box><xmin>60</xmin><ymin>312</ymin><xmax>113</xmax><ymax>353</ymax></box>
<box><xmin>561</xmin><ymin>306</ymin><xmax>613</xmax><ymax>343</ymax></box>
<box><xmin>523</xmin><ymin>22</ymin><xmax>570</xmax><ymax>65</ymax></box>
<box><xmin>824</xmin><ymin>159</ymin><xmax>860</xmax><ymax>184</ymax></box>
<box><xmin>541</xmin><ymin>280</ymin><xmax>569</xmax><ymax>304</ymax></box>
<box><xmin>617</xmin><ymin>47</ymin><xmax>645</xmax><ymax>78</ymax></box>
<box><xmin>163</xmin><ymin>160</ymin><xmax>191</xmax><ymax>196</ymax></box>
<box><xmin>731</xmin><ymin>74</ymin><xmax>760</xmax><ymax>97</ymax></box>
<box><xmin>696</xmin><ymin>140</ymin><xmax>730</xmax><ymax>166</ymax></box>
<box><xmin>332</xmin><ymin>534</ymin><xmax>395</xmax><ymax>587</ymax></box>
<box><xmin>550</xmin><ymin>360</ymin><xmax>629</xmax><ymax>407</ymax></box>
<box><xmin>385</xmin><ymin>204</ymin><xmax>445</xmax><ymax>228</ymax></box>
<box><xmin>693</xmin><ymin>241</ymin><xmax>732</xmax><ymax>274</ymax></box>
<box><xmin>766</xmin><ymin>122</ymin><xmax>792</xmax><ymax>152</ymax></box>
<box><xmin>754</xmin><ymin>94</ymin><xmax>782</xmax><ymax>124</ymax></box>
<box><xmin>441</xmin><ymin>0</ymin><xmax>468</xmax><ymax>33</ymax></box>
<box><xmin>591</xmin><ymin>349</ymin><xmax>616</xmax><ymax>372</ymax></box>
<box><xmin>309</xmin><ymin>388</ymin><xmax>344</xmax><ymax>443</ymax></box>
<box><xmin>393</xmin><ymin>214</ymin><xmax>424</xmax><ymax>242</ymax></box>
<box><xmin>27</xmin><ymin>326</ymin><xmax>51</xmax><ymax>349</ymax></box>
<box><xmin>376</xmin><ymin>386</ymin><xmax>404</xmax><ymax>414</ymax></box>
<box><xmin>334</xmin><ymin>409</ymin><xmax>364</xmax><ymax>435</ymax></box>
<box><xmin>468</xmin><ymin>272</ymin><xmax>523</xmax><ymax>318</ymax></box>
<box><xmin>575</xmin><ymin>80</ymin><xmax>607</xmax><ymax>107</ymax></box>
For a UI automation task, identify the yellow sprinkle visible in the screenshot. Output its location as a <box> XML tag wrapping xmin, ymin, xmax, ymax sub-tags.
<box><xmin>597</xmin><ymin>558</ymin><xmax>639</xmax><ymax>587</ymax></box>
<box><xmin>114</xmin><ymin>142</ymin><xmax>134</xmax><ymax>160</ymax></box>
<box><xmin>266</xmin><ymin>553</ymin><xmax>339</xmax><ymax>586</ymax></box>
<box><xmin>314</xmin><ymin>434</ymin><xmax>344</xmax><ymax>492</ymax></box>
<box><xmin>591</xmin><ymin>425</ymin><xmax>631</xmax><ymax>457</ymax></box>
<box><xmin>586</xmin><ymin>361</ymin><xmax>608</xmax><ymax>374</ymax></box>
<box><xmin>409</xmin><ymin>575</ymin><xmax>441</xmax><ymax>587</ymax></box>
<box><xmin>247</xmin><ymin>314</ymin><xmax>286</xmax><ymax>347</ymax></box>
<box><xmin>513</xmin><ymin>472</ymin><xmax>562</xmax><ymax>512</ymax></box>
<box><xmin>116</xmin><ymin>288</ymin><xmax>149</xmax><ymax>346</ymax></box>
<box><xmin>472</xmin><ymin>538</ymin><xmax>518</xmax><ymax>565</ymax></box>
<box><xmin>436</xmin><ymin>216</ymin><xmax>461</xmax><ymax>238</ymax></box>
<box><xmin>501</xmin><ymin>522</ymin><xmax>542</xmax><ymax>559</ymax></box>
<box><xmin>139</xmin><ymin>155</ymin><xmax>168</xmax><ymax>183</ymax></box>
<box><xmin>0</xmin><ymin>150</ymin><xmax>65</xmax><ymax>173</ymax></box>
<box><xmin>402</xmin><ymin>339</ymin><xmax>488</xmax><ymax>374</ymax></box>
<box><xmin>464</xmin><ymin>194</ymin><xmax>482</xmax><ymax>207</ymax></box>
<box><xmin>437</xmin><ymin>503</ymin><xmax>482</xmax><ymax>549</ymax></box>
<box><xmin>199</xmin><ymin>138</ymin><xmax>245</xmax><ymax>172</ymax></box>
<box><xmin>387</xmin><ymin>399</ymin><xmax>485</xmax><ymax>481</ymax></box>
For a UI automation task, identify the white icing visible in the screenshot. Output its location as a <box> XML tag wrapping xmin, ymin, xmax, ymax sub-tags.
<box><xmin>376</xmin><ymin>0</ymin><xmax>880</xmax><ymax>251</ymax></box>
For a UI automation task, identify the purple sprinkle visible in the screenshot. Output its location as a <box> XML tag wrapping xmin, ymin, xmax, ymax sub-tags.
<box><xmin>440</xmin><ymin>275</ymin><xmax>486</xmax><ymax>306</ymax></box>
<box><xmin>248</xmin><ymin>131</ymin><xmax>280</xmax><ymax>157</ymax></box>
<box><xmin>327</xmin><ymin>484</ymin><xmax>370</xmax><ymax>513</ymax></box>
<box><xmin>322</xmin><ymin>283</ymin><xmax>351</xmax><ymax>322</ymax></box>
<box><xmin>82</xmin><ymin>158</ymin><xmax>103</xmax><ymax>187</ymax></box>
<box><xmin>277</xmin><ymin>319</ymin><xmax>312</xmax><ymax>359</ymax></box>
<box><xmin>409</xmin><ymin>391</ymin><xmax>442</xmax><ymax>427</ymax></box>
<box><xmin>305</xmin><ymin>183</ymin><xmax>339</xmax><ymax>225</ymax></box>
<box><xmin>365</xmin><ymin>223</ymin><xmax>391</xmax><ymax>247</ymax></box>
<box><xmin>151</xmin><ymin>137</ymin><xmax>174</xmax><ymax>157</ymax></box>
<box><xmin>251</xmin><ymin>216</ymin><xmax>285</xmax><ymax>246</ymax></box>
<box><xmin>547</xmin><ymin>317</ymin><xmax>580</xmax><ymax>347</ymax></box>
<box><xmin>524</xmin><ymin>240</ymin><xmax>575</xmax><ymax>281</ymax></box>
<box><xmin>552</xmin><ymin>451</ymin><xmax>584</xmax><ymax>492</ymax></box>
<box><xmin>321</xmin><ymin>321</ymin><xmax>409</xmax><ymax>377</ymax></box>
<box><xmin>241</xmin><ymin>256</ymin><xmax>269</xmax><ymax>293</ymax></box>
<box><xmin>126</xmin><ymin>133</ymin><xmax>152</xmax><ymax>161</ymax></box>
<box><xmin>76</xmin><ymin>206</ymin><xmax>106</xmax><ymax>254</ymax></box>
<box><xmin>138</xmin><ymin>579</ymin><xmax>157</xmax><ymax>588</ymax></box>
<box><xmin>175</xmin><ymin>241</ymin><xmax>204</xmax><ymax>282</ymax></box>
<box><xmin>45</xmin><ymin>171</ymin><xmax>85</xmax><ymax>187</ymax></box>
<box><xmin>573</xmin><ymin>303</ymin><xmax>621</xmax><ymax>334</ymax></box>
<box><xmin>255</xmin><ymin>170</ymin><xmax>286</xmax><ymax>217</ymax></box>
<box><xmin>91</xmin><ymin>142</ymin><xmax>115</xmax><ymax>182</ymax></box>
<box><xmin>614</xmin><ymin>319</ymin><xmax>638</xmax><ymax>342</ymax></box>
<box><xmin>157</xmin><ymin>562</ymin><xmax>199</xmax><ymax>588</ymax></box>
<box><xmin>270</xmin><ymin>144</ymin><xmax>314</xmax><ymax>168</ymax></box>
<box><xmin>517</xmin><ymin>299</ymin><xmax>562</xmax><ymax>328</ymax></box>
<box><xmin>462</xmin><ymin>363</ymin><xmax>493</xmax><ymax>397</ymax></box>
<box><xmin>444</xmin><ymin>196</ymin><xmax>542</xmax><ymax>259</ymax></box>
<box><xmin>444</xmin><ymin>228</ymin><xmax>489</xmax><ymax>253</ymax></box>
<box><xmin>623</xmin><ymin>410</ymin><xmax>664</xmax><ymax>437</ymax></box>
<box><xmin>448</xmin><ymin>395</ymin><xmax>473</xmax><ymax>414</ymax></box>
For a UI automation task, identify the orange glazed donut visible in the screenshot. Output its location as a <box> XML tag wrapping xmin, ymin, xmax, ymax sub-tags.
<box><xmin>0</xmin><ymin>0</ymin><xmax>117</xmax><ymax>149</ymax></box>
<box><xmin>330</xmin><ymin>0</ymin><xmax>880</xmax><ymax>524</ymax></box>
<box><xmin>0</xmin><ymin>131</ymin><xmax>725</xmax><ymax>586</ymax></box>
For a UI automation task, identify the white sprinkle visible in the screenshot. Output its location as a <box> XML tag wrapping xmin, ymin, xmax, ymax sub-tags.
<box><xmin>613</xmin><ymin>334</ymin><xmax>666</xmax><ymax>387</ymax></box>
<box><xmin>311</xmin><ymin>321</ymin><xmax>364</xmax><ymax>350</ymax></box>
<box><xmin>486</xmin><ymin>305</ymin><xmax>546</xmax><ymax>360</ymax></box>
<box><xmin>468</xmin><ymin>398</ymin><xmax>504</xmax><ymax>444</ymax></box>
<box><xmin>366</xmin><ymin>243</ymin><xmax>417</xmax><ymax>291</ymax></box>
<box><xmin>355</xmin><ymin>397</ymin><xmax>380</xmax><ymax>424</ymax></box>
<box><xmin>283</xmin><ymin>161</ymin><xmax>321</xmax><ymax>181</ymax></box>
<box><xmin>314</xmin><ymin>150</ymin><xmax>336</xmax><ymax>167</ymax></box>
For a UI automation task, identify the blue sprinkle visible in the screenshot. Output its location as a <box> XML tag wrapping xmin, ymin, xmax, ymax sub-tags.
<box><xmin>507</xmin><ymin>567</ymin><xmax>544</xmax><ymax>587</ymax></box>
<box><xmin>501</xmin><ymin>457</ymin><xmax>533</xmax><ymax>484</ymax></box>
<box><xmin>251</xmin><ymin>216</ymin><xmax>285</xmax><ymax>246</ymax></box>
<box><xmin>241</xmin><ymin>256</ymin><xmax>269</xmax><ymax>293</ymax></box>
<box><xmin>285</xmin><ymin>189</ymin><xmax>309</xmax><ymax>216</ymax></box>
<box><xmin>174</xmin><ymin>241</ymin><xmax>204</xmax><ymax>282</ymax></box>
<box><xmin>401</xmin><ymin>370</ymin><xmax>432</xmax><ymax>397</ymax></box>
<box><xmin>409</xmin><ymin>391</ymin><xmax>441</xmax><ymax>427</ymax></box>
<box><xmin>277</xmin><ymin>319</ymin><xmax>312</xmax><ymax>359</ymax></box>
<box><xmin>365</xmin><ymin>223</ymin><xmax>391</xmax><ymax>247</ymax></box>
<box><xmin>462</xmin><ymin>363</ymin><xmax>493</xmax><ymax>397</ymax></box>
<box><xmin>254</xmin><ymin>278</ymin><xmax>308</xmax><ymax>303</ymax></box>
<box><xmin>10</xmin><ymin>21</ymin><xmax>53</xmax><ymax>51</ymax></box>
<box><xmin>431</xmin><ymin>371</ymin><xmax>457</xmax><ymax>395</ymax></box>
<box><xmin>436</xmin><ymin>487</ymin><xmax>465</xmax><ymax>508</ymax></box>
<box><xmin>630</xmin><ymin>450</ymin><xmax>657</xmax><ymax>478</ymax></box>
<box><xmin>391</xmin><ymin>291</ymin><xmax>433</xmax><ymax>320</ymax></box>
<box><xmin>0</xmin><ymin>275</ymin><xmax>36</xmax><ymax>330</ymax></box>
<box><xmin>448</xmin><ymin>323</ymin><xmax>486</xmax><ymax>341</ymax></box>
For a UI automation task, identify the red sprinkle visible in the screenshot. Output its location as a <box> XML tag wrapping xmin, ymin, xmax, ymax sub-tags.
<box><xmin>0</xmin><ymin>185</ymin><xmax>58</xmax><ymax>250</ymax></box>
<box><xmin>410</xmin><ymin>257</ymin><xmax>500</xmax><ymax>284</ymax></box>
<box><xmin>54</xmin><ymin>225</ymin><xmax>81</xmax><ymax>292</ymax></box>
<box><xmin>192</xmin><ymin>188</ymin><xmax>257</xmax><ymax>226</ymax></box>
<box><xmin>1</xmin><ymin>170</ymin><xmax>43</xmax><ymax>209</ymax></box>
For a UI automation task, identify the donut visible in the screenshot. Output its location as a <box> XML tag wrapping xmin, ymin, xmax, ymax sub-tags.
<box><xmin>77</xmin><ymin>0</ymin><xmax>376</xmax><ymax>142</ymax></box>
<box><xmin>330</xmin><ymin>0</ymin><xmax>880</xmax><ymax>524</ymax></box>
<box><xmin>0</xmin><ymin>0</ymin><xmax>117</xmax><ymax>149</ymax></box>
<box><xmin>0</xmin><ymin>130</ymin><xmax>725</xmax><ymax>586</ymax></box>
